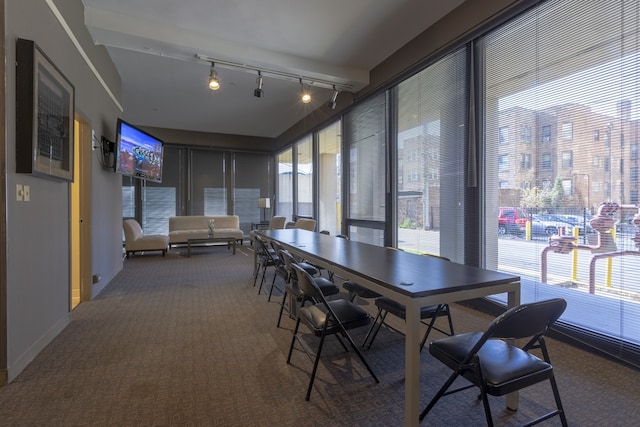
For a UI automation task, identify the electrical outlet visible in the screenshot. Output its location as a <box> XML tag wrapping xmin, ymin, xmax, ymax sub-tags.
<box><xmin>16</xmin><ymin>184</ymin><xmax>23</xmax><ymax>201</ymax></box>
<box><xmin>23</xmin><ymin>185</ymin><xmax>30</xmax><ymax>202</ymax></box>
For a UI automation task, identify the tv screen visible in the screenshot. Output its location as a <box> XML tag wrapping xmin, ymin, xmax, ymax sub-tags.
<box><xmin>115</xmin><ymin>119</ymin><xmax>164</xmax><ymax>183</ymax></box>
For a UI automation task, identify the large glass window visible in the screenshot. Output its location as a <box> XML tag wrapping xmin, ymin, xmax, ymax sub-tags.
<box><xmin>481</xmin><ymin>0</ymin><xmax>640</xmax><ymax>351</ymax></box>
<box><xmin>276</xmin><ymin>148</ymin><xmax>293</xmax><ymax>222</ymax></box>
<box><xmin>317</xmin><ymin>120</ymin><xmax>342</xmax><ymax>235</ymax></box>
<box><xmin>344</xmin><ymin>93</ymin><xmax>387</xmax><ymax>245</ymax></box>
<box><xmin>396</xmin><ymin>47</ymin><xmax>467</xmax><ymax>261</ymax></box>
<box><xmin>296</xmin><ymin>136</ymin><xmax>313</xmax><ymax>218</ymax></box>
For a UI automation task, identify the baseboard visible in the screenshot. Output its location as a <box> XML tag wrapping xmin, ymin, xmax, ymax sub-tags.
<box><xmin>7</xmin><ymin>312</ymin><xmax>71</xmax><ymax>383</ymax></box>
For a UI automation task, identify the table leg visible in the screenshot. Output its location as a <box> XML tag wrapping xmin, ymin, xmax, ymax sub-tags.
<box><xmin>404</xmin><ymin>300</ymin><xmax>421</xmax><ymax>427</ymax></box>
<box><xmin>506</xmin><ymin>282</ymin><xmax>522</xmax><ymax>411</ymax></box>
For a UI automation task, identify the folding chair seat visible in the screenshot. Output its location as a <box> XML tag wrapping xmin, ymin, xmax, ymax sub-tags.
<box><xmin>361</xmin><ymin>253</ymin><xmax>454</xmax><ymax>350</ymax></box>
<box><xmin>287</xmin><ymin>264</ymin><xmax>379</xmax><ymax>401</ymax></box>
<box><xmin>420</xmin><ymin>298</ymin><xmax>568</xmax><ymax>427</ymax></box>
<box><xmin>361</xmin><ymin>298</ymin><xmax>454</xmax><ymax>351</ymax></box>
<box><xmin>276</xmin><ymin>249</ymin><xmax>340</xmax><ymax>328</ymax></box>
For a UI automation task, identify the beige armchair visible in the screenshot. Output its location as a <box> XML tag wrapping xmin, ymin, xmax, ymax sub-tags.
<box><xmin>293</xmin><ymin>218</ymin><xmax>317</xmax><ymax>231</ymax></box>
<box><xmin>123</xmin><ymin>219</ymin><xmax>170</xmax><ymax>258</ymax></box>
<box><xmin>267</xmin><ymin>216</ymin><xmax>286</xmax><ymax>229</ymax></box>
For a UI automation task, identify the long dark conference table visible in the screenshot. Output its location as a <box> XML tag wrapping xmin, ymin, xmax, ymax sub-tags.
<box><xmin>256</xmin><ymin>228</ymin><xmax>521</xmax><ymax>427</ymax></box>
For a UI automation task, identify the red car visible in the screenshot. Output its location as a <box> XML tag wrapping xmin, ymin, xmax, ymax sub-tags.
<box><xmin>498</xmin><ymin>207</ymin><xmax>529</xmax><ymax>235</ymax></box>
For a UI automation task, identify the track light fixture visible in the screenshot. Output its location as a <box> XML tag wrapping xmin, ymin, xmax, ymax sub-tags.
<box><xmin>300</xmin><ymin>79</ymin><xmax>311</xmax><ymax>104</ymax></box>
<box><xmin>254</xmin><ymin>71</ymin><xmax>264</xmax><ymax>98</ymax></box>
<box><xmin>208</xmin><ymin>62</ymin><xmax>220</xmax><ymax>91</ymax></box>
<box><xmin>328</xmin><ymin>86</ymin><xmax>339</xmax><ymax>109</ymax></box>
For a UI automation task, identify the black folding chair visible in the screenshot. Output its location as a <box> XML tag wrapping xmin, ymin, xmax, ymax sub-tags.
<box><xmin>420</xmin><ymin>298</ymin><xmax>568</xmax><ymax>427</ymax></box>
<box><xmin>276</xmin><ymin>249</ymin><xmax>340</xmax><ymax>328</ymax></box>
<box><xmin>287</xmin><ymin>263</ymin><xmax>379</xmax><ymax>401</ymax></box>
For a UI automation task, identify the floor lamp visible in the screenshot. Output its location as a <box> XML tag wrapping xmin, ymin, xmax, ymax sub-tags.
<box><xmin>258</xmin><ymin>197</ymin><xmax>270</xmax><ymax>222</ymax></box>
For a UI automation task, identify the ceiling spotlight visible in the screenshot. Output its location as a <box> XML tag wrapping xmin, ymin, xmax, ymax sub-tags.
<box><xmin>254</xmin><ymin>71</ymin><xmax>264</xmax><ymax>98</ymax></box>
<box><xmin>208</xmin><ymin>63</ymin><xmax>220</xmax><ymax>91</ymax></box>
<box><xmin>328</xmin><ymin>86</ymin><xmax>339</xmax><ymax>109</ymax></box>
<box><xmin>300</xmin><ymin>79</ymin><xmax>311</xmax><ymax>104</ymax></box>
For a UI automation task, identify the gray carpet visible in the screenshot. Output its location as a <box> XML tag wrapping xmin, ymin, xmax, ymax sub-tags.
<box><xmin>0</xmin><ymin>244</ymin><xmax>639</xmax><ymax>426</ymax></box>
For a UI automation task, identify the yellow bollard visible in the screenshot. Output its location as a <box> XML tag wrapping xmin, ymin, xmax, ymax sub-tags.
<box><xmin>526</xmin><ymin>220</ymin><xmax>531</xmax><ymax>241</ymax></box>
<box><xmin>606</xmin><ymin>227</ymin><xmax>616</xmax><ymax>287</ymax></box>
<box><xmin>572</xmin><ymin>226</ymin><xmax>579</xmax><ymax>281</ymax></box>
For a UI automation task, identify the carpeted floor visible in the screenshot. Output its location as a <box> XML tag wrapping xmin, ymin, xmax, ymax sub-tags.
<box><xmin>0</xmin><ymin>244</ymin><xmax>638</xmax><ymax>426</ymax></box>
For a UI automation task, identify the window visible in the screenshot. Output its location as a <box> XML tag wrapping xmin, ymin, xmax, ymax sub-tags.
<box><xmin>396</xmin><ymin>47</ymin><xmax>467</xmax><ymax>258</ymax></box>
<box><xmin>276</xmin><ymin>148</ymin><xmax>293</xmax><ymax>222</ymax></box>
<box><xmin>561</xmin><ymin>122</ymin><xmax>573</xmax><ymax>140</ymax></box>
<box><xmin>345</xmin><ymin>93</ymin><xmax>387</xmax><ymax>245</ymax></box>
<box><xmin>296</xmin><ymin>136</ymin><xmax>313</xmax><ymax>217</ymax></box>
<box><xmin>541</xmin><ymin>125</ymin><xmax>551</xmax><ymax>142</ymax></box>
<box><xmin>499</xmin><ymin>126</ymin><xmax>509</xmax><ymax>144</ymax></box>
<box><xmin>480</xmin><ymin>0</ymin><xmax>640</xmax><ymax>364</ymax></box>
<box><xmin>520</xmin><ymin>125</ymin><xmax>532</xmax><ymax>143</ymax></box>
<box><xmin>317</xmin><ymin>120</ymin><xmax>342</xmax><ymax>235</ymax></box>
<box><xmin>520</xmin><ymin>153</ymin><xmax>531</xmax><ymax>169</ymax></box>
<box><xmin>498</xmin><ymin>154</ymin><xmax>509</xmax><ymax>171</ymax></box>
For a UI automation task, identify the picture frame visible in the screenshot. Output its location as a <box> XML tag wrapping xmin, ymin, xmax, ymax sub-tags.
<box><xmin>16</xmin><ymin>38</ymin><xmax>75</xmax><ymax>182</ymax></box>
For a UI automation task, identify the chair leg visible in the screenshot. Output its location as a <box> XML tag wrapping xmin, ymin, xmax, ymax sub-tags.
<box><xmin>337</xmin><ymin>324</ymin><xmax>379</xmax><ymax>384</ymax></box>
<box><xmin>478</xmin><ymin>382</ymin><xmax>494</xmax><ymax>427</ymax></box>
<box><xmin>287</xmin><ymin>318</ymin><xmax>302</xmax><ymax>364</ymax></box>
<box><xmin>364</xmin><ymin>310</ymin><xmax>389</xmax><ymax>349</ymax></box>
<box><xmin>549</xmin><ymin>375</ymin><xmax>569</xmax><ymax>427</ymax></box>
<box><xmin>276</xmin><ymin>290</ymin><xmax>289</xmax><ymax>328</ymax></box>
<box><xmin>305</xmin><ymin>332</ymin><xmax>328</xmax><ymax>401</ymax></box>
<box><xmin>419</xmin><ymin>371</ymin><xmax>462</xmax><ymax>421</ymax></box>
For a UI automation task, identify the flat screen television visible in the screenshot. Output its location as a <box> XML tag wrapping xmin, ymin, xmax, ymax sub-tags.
<box><xmin>114</xmin><ymin>119</ymin><xmax>164</xmax><ymax>183</ymax></box>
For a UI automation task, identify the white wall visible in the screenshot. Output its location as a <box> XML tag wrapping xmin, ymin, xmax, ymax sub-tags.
<box><xmin>5</xmin><ymin>0</ymin><xmax>123</xmax><ymax>381</ymax></box>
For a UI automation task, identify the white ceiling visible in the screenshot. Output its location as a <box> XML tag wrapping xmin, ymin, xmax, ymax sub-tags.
<box><xmin>82</xmin><ymin>0</ymin><xmax>464</xmax><ymax>138</ymax></box>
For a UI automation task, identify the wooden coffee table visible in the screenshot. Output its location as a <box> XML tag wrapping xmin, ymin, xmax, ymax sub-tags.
<box><xmin>187</xmin><ymin>236</ymin><xmax>236</xmax><ymax>256</ymax></box>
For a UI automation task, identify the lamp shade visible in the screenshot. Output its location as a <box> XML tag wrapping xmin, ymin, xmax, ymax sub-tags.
<box><xmin>258</xmin><ymin>198</ymin><xmax>270</xmax><ymax>209</ymax></box>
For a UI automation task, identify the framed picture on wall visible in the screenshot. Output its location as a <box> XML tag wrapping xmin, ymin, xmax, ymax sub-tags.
<box><xmin>16</xmin><ymin>38</ymin><xmax>75</xmax><ymax>182</ymax></box>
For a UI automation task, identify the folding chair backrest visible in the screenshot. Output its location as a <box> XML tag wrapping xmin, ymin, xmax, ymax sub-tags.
<box><xmin>280</xmin><ymin>249</ymin><xmax>296</xmax><ymax>279</ymax></box>
<box><xmin>291</xmin><ymin>263</ymin><xmax>324</xmax><ymax>303</ymax></box>
<box><xmin>485</xmin><ymin>298</ymin><xmax>567</xmax><ymax>341</ymax></box>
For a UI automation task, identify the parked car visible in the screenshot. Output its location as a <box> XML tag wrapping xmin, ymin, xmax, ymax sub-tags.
<box><xmin>498</xmin><ymin>207</ymin><xmax>529</xmax><ymax>235</ymax></box>
<box><xmin>529</xmin><ymin>215</ymin><xmax>569</xmax><ymax>236</ymax></box>
<box><xmin>535</xmin><ymin>214</ymin><xmax>592</xmax><ymax>235</ymax></box>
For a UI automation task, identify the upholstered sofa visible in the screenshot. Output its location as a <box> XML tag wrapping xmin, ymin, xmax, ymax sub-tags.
<box><xmin>168</xmin><ymin>215</ymin><xmax>244</xmax><ymax>247</ymax></box>
<box><xmin>123</xmin><ymin>219</ymin><xmax>170</xmax><ymax>258</ymax></box>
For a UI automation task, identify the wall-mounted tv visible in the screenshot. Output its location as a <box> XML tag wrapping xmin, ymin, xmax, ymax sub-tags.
<box><xmin>115</xmin><ymin>118</ymin><xmax>164</xmax><ymax>183</ymax></box>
